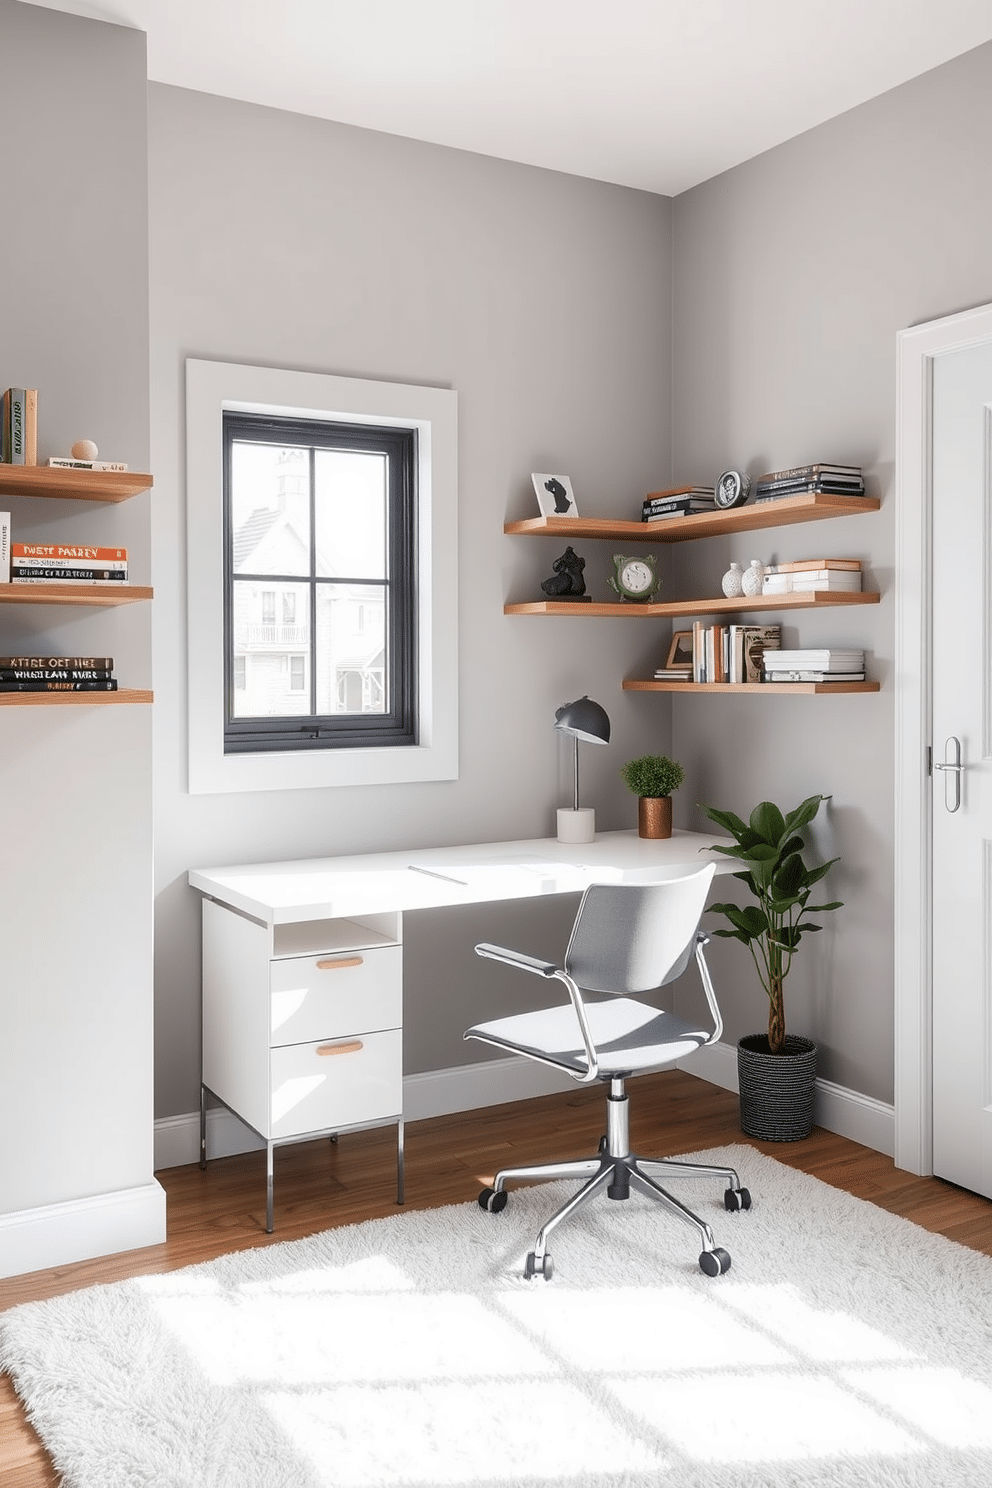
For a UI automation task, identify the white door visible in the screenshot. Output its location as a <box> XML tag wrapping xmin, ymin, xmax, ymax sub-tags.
<box><xmin>931</xmin><ymin>340</ymin><xmax>992</xmax><ymax>1198</ymax></box>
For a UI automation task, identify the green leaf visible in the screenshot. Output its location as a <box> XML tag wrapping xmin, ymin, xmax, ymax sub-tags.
<box><xmin>700</xmin><ymin>805</ymin><xmax>750</xmax><ymax>841</ymax></box>
<box><xmin>806</xmin><ymin>900</ymin><xmax>843</xmax><ymax>913</ymax></box>
<box><xmin>804</xmin><ymin>857</ymin><xmax>840</xmax><ymax>886</ymax></box>
<box><xmin>709</xmin><ymin>928</ymin><xmax>750</xmax><ymax>943</ymax></box>
<box><xmin>772</xmin><ymin>852</ymin><xmax>805</xmax><ymax>898</ymax></box>
<box><xmin>738</xmin><ymin>905</ymin><xmax>769</xmax><ymax>936</ymax></box>
<box><xmin>739</xmin><ymin>843</ymin><xmax>779</xmax><ymax>864</ymax></box>
<box><xmin>750</xmin><ymin>801</ymin><xmax>785</xmax><ymax>845</ymax></box>
<box><xmin>782</xmin><ymin>795</ymin><xmax>827</xmax><ymax>839</ymax></box>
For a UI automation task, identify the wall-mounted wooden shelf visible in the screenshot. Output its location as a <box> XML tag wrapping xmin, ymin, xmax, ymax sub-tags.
<box><xmin>0</xmin><ymin>688</ymin><xmax>153</xmax><ymax>706</ymax></box>
<box><xmin>504</xmin><ymin>591</ymin><xmax>879</xmax><ymax>620</ymax></box>
<box><xmin>0</xmin><ymin>465</ymin><xmax>153</xmax><ymax>502</ymax></box>
<box><xmin>504</xmin><ymin>490</ymin><xmax>880</xmax><ymax>544</ymax></box>
<box><xmin>622</xmin><ymin>679</ymin><xmax>880</xmax><ymax>695</ymax></box>
<box><xmin>0</xmin><ymin>583</ymin><xmax>152</xmax><ymax>607</ymax></box>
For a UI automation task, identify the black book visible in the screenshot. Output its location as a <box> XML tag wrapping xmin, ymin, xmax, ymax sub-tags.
<box><xmin>0</xmin><ymin>668</ymin><xmax>115</xmax><ymax>682</ymax></box>
<box><xmin>0</xmin><ymin>679</ymin><xmax>119</xmax><ymax>692</ymax></box>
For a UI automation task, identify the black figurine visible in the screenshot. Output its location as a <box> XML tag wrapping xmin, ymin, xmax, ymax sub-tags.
<box><xmin>541</xmin><ymin>546</ymin><xmax>589</xmax><ymax>600</ymax></box>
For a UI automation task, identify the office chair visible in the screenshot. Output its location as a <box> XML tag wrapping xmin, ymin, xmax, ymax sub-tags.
<box><xmin>465</xmin><ymin>865</ymin><xmax>750</xmax><ymax>1280</ymax></box>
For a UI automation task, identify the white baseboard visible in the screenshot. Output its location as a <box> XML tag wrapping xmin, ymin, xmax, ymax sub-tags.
<box><xmin>678</xmin><ymin>1040</ymin><xmax>896</xmax><ymax>1157</ymax></box>
<box><xmin>155</xmin><ymin>1047</ymin><xmax>895</xmax><ymax>1172</ymax></box>
<box><xmin>0</xmin><ymin>1180</ymin><xmax>167</xmax><ymax>1280</ymax></box>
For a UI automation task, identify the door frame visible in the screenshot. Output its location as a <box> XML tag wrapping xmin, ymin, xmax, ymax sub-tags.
<box><xmin>894</xmin><ymin>299</ymin><xmax>992</xmax><ymax>1174</ymax></box>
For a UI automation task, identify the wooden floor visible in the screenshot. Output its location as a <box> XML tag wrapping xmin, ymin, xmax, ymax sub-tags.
<box><xmin>3</xmin><ymin>1070</ymin><xmax>992</xmax><ymax>1486</ymax></box>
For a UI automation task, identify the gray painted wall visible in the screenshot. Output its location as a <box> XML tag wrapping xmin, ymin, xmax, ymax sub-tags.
<box><xmin>0</xmin><ymin>1</ymin><xmax>153</xmax><ymax>1212</ymax></box>
<box><xmin>671</xmin><ymin>42</ymin><xmax>992</xmax><ymax>1101</ymax></box>
<box><xmin>147</xmin><ymin>85</ymin><xmax>675</xmax><ymax>1120</ymax></box>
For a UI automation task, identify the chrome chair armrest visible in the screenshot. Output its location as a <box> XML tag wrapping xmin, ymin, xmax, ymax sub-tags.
<box><xmin>475</xmin><ymin>942</ymin><xmax>558</xmax><ymax>977</ymax></box>
<box><xmin>694</xmin><ymin>931</ymin><xmax>724</xmax><ymax>1046</ymax></box>
<box><xmin>551</xmin><ymin>970</ymin><xmax>600</xmax><ymax>1083</ymax></box>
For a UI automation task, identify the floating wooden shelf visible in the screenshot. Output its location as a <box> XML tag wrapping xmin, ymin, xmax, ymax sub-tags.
<box><xmin>503</xmin><ymin>491</ymin><xmax>880</xmax><ymax>544</ymax></box>
<box><xmin>0</xmin><ymin>688</ymin><xmax>153</xmax><ymax>706</ymax></box>
<box><xmin>622</xmin><ymin>679</ymin><xmax>880</xmax><ymax>695</ymax></box>
<box><xmin>0</xmin><ymin>583</ymin><xmax>152</xmax><ymax>607</ymax></box>
<box><xmin>504</xmin><ymin>591</ymin><xmax>879</xmax><ymax>619</ymax></box>
<box><xmin>0</xmin><ymin>465</ymin><xmax>153</xmax><ymax>502</ymax></box>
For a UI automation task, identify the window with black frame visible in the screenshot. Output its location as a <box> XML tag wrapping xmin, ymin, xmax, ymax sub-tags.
<box><xmin>223</xmin><ymin>411</ymin><xmax>417</xmax><ymax>754</ymax></box>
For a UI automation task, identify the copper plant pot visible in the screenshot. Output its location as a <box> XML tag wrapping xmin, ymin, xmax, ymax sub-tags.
<box><xmin>637</xmin><ymin>795</ymin><xmax>672</xmax><ymax>839</ymax></box>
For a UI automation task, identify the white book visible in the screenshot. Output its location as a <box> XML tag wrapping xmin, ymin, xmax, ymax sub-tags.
<box><xmin>766</xmin><ymin>670</ymin><xmax>866</xmax><ymax>683</ymax></box>
<box><xmin>773</xmin><ymin>649</ymin><xmax>864</xmax><ymax>668</ymax></box>
<box><xmin>0</xmin><ymin>513</ymin><xmax>9</xmax><ymax>582</ymax></box>
<box><xmin>762</xmin><ymin>571</ymin><xmax>862</xmax><ymax>593</ymax></box>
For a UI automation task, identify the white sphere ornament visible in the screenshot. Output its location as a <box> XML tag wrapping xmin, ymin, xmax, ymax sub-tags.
<box><xmin>741</xmin><ymin>558</ymin><xmax>766</xmax><ymax>597</ymax></box>
<box><xmin>721</xmin><ymin>561</ymin><xmax>744</xmax><ymax>598</ymax></box>
<box><xmin>71</xmin><ymin>439</ymin><xmax>99</xmax><ymax>461</ymax></box>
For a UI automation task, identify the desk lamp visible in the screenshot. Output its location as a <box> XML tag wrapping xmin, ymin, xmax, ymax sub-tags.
<box><xmin>554</xmin><ymin>695</ymin><xmax>611</xmax><ymax>843</ymax></box>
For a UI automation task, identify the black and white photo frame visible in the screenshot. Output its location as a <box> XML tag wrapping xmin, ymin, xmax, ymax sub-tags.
<box><xmin>532</xmin><ymin>472</ymin><xmax>578</xmax><ymax>518</ymax></box>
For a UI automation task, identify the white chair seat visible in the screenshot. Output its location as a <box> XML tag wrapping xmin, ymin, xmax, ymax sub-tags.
<box><xmin>467</xmin><ymin>996</ymin><xmax>710</xmax><ymax>1076</ymax></box>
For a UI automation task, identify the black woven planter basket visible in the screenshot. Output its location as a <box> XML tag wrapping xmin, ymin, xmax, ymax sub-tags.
<box><xmin>737</xmin><ymin>1033</ymin><xmax>817</xmax><ymax>1142</ymax></box>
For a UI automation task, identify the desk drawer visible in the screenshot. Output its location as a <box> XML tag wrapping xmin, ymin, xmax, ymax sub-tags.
<box><xmin>270</xmin><ymin>945</ymin><xmax>401</xmax><ymax>1047</ymax></box>
<box><xmin>269</xmin><ymin>1028</ymin><xmax>402</xmax><ymax>1138</ymax></box>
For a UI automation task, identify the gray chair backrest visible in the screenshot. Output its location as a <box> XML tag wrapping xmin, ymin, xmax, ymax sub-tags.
<box><xmin>564</xmin><ymin>865</ymin><xmax>716</xmax><ymax>995</ymax></box>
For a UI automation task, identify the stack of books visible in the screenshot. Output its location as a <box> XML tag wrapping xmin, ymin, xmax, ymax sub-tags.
<box><xmin>0</xmin><ymin>655</ymin><xmax>118</xmax><ymax>694</ymax></box>
<box><xmin>691</xmin><ymin>622</ymin><xmax>781</xmax><ymax>683</ymax></box>
<box><xmin>762</xmin><ymin>558</ymin><xmax>862</xmax><ymax>595</ymax></box>
<box><xmin>642</xmin><ymin>485</ymin><xmax>716</xmax><ymax>522</ymax></box>
<box><xmin>764</xmin><ymin>649</ymin><xmax>865</xmax><ymax>683</ymax></box>
<box><xmin>1</xmin><ymin>388</ymin><xmax>38</xmax><ymax>465</ymax></box>
<box><xmin>754</xmin><ymin>463</ymin><xmax>865</xmax><ymax>503</ymax></box>
<box><xmin>10</xmin><ymin>543</ymin><xmax>128</xmax><ymax>585</ymax></box>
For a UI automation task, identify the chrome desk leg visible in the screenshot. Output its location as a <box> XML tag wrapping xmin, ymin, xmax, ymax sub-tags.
<box><xmin>397</xmin><ymin>1119</ymin><xmax>405</xmax><ymax>1204</ymax></box>
<box><xmin>199</xmin><ymin>1084</ymin><xmax>207</xmax><ymax>1170</ymax></box>
<box><xmin>266</xmin><ymin>1141</ymin><xmax>275</xmax><ymax>1234</ymax></box>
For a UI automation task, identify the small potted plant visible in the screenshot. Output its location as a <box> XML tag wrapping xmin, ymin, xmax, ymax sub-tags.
<box><xmin>620</xmin><ymin>754</ymin><xmax>685</xmax><ymax>839</ymax></box>
<box><xmin>700</xmin><ymin>794</ymin><xmax>842</xmax><ymax>1141</ymax></box>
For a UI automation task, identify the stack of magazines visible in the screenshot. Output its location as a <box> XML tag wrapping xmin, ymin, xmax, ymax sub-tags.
<box><xmin>754</xmin><ymin>463</ymin><xmax>865</xmax><ymax>503</ymax></box>
<box><xmin>764</xmin><ymin>649</ymin><xmax>865</xmax><ymax>683</ymax></box>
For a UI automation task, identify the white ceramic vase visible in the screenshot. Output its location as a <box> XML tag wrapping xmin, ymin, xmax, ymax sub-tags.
<box><xmin>721</xmin><ymin>561</ymin><xmax>744</xmax><ymax>598</ymax></box>
<box><xmin>741</xmin><ymin>558</ymin><xmax>766</xmax><ymax>597</ymax></box>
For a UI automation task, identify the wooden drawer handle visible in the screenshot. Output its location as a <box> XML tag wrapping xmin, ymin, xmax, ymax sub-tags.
<box><xmin>316</xmin><ymin>955</ymin><xmax>364</xmax><ymax>971</ymax></box>
<box><xmin>316</xmin><ymin>1039</ymin><xmax>364</xmax><ymax>1057</ymax></box>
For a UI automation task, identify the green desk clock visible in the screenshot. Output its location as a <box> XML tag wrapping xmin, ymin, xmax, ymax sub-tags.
<box><xmin>608</xmin><ymin>552</ymin><xmax>661</xmax><ymax>602</ymax></box>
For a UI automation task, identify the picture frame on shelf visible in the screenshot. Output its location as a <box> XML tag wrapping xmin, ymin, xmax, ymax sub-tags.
<box><xmin>532</xmin><ymin>472</ymin><xmax>578</xmax><ymax>518</ymax></box>
<box><xmin>666</xmin><ymin>630</ymin><xmax>694</xmax><ymax>669</ymax></box>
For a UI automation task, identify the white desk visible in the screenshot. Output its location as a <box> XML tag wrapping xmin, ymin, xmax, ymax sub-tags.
<box><xmin>188</xmin><ymin>829</ymin><xmax>731</xmax><ymax>1230</ymax></box>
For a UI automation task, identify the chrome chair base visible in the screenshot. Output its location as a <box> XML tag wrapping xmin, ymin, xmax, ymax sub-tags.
<box><xmin>479</xmin><ymin>1078</ymin><xmax>749</xmax><ymax>1278</ymax></box>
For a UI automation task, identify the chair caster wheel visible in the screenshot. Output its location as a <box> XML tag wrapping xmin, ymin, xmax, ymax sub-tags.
<box><xmin>699</xmin><ymin>1247</ymin><xmax>731</xmax><ymax>1277</ymax></box>
<box><xmin>524</xmin><ymin>1251</ymin><xmax>554</xmax><ymax>1281</ymax></box>
<box><xmin>724</xmin><ymin>1186</ymin><xmax>752</xmax><ymax>1212</ymax></box>
<box><xmin>478</xmin><ymin>1186</ymin><xmax>508</xmax><ymax>1213</ymax></box>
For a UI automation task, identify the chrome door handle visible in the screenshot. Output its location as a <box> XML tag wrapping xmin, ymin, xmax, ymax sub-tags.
<box><xmin>933</xmin><ymin>735</ymin><xmax>963</xmax><ymax>812</ymax></box>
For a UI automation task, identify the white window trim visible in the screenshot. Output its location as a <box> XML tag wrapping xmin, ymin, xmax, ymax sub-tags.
<box><xmin>185</xmin><ymin>358</ymin><xmax>458</xmax><ymax>794</ymax></box>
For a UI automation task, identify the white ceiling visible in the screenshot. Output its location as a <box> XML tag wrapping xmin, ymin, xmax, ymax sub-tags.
<box><xmin>25</xmin><ymin>0</ymin><xmax>992</xmax><ymax>193</ymax></box>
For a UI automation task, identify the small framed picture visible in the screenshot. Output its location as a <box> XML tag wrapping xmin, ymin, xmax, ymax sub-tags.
<box><xmin>666</xmin><ymin>631</ymin><xmax>694</xmax><ymax>670</ymax></box>
<box><xmin>532</xmin><ymin>473</ymin><xmax>578</xmax><ymax>518</ymax></box>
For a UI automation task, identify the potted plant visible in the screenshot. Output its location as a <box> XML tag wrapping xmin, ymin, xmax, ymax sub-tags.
<box><xmin>700</xmin><ymin>794</ymin><xmax>842</xmax><ymax>1140</ymax></box>
<box><xmin>620</xmin><ymin>754</ymin><xmax>684</xmax><ymax>839</ymax></box>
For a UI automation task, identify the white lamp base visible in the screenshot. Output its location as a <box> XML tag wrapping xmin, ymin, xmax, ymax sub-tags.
<box><xmin>557</xmin><ymin>807</ymin><xmax>595</xmax><ymax>844</ymax></box>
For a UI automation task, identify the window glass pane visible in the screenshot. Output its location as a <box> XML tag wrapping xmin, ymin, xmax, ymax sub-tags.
<box><xmin>231</xmin><ymin>580</ymin><xmax>311</xmax><ymax>717</ymax></box>
<box><xmin>314</xmin><ymin>449</ymin><xmax>386</xmax><ymax>579</ymax></box>
<box><xmin>315</xmin><ymin>583</ymin><xmax>387</xmax><ymax>715</ymax></box>
<box><xmin>231</xmin><ymin>443</ymin><xmax>311</xmax><ymax>578</ymax></box>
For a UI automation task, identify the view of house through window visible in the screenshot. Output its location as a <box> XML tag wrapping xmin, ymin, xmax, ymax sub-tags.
<box><xmin>223</xmin><ymin>412</ymin><xmax>416</xmax><ymax>753</ymax></box>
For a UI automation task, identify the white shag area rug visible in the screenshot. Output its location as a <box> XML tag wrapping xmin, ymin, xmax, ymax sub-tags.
<box><xmin>3</xmin><ymin>1144</ymin><xmax>992</xmax><ymax>1488</ymax></box>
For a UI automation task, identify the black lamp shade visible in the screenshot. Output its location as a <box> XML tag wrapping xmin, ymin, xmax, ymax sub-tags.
<box><xmin>554</xmin><ymin>696</ymin><xmax>611</xmax><ymax>745</ymax></box>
